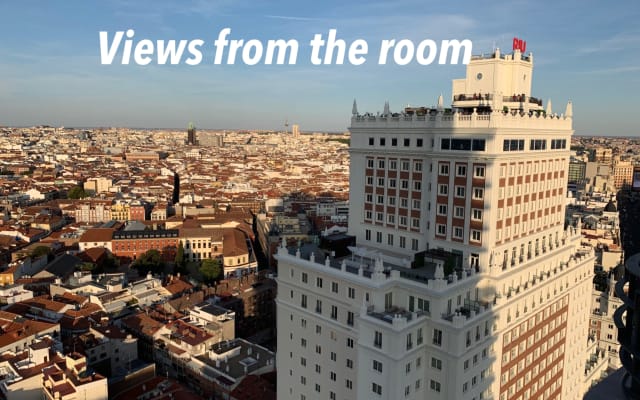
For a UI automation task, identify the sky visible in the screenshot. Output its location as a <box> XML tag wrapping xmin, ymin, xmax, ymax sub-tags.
<box><xmin>1</xmin><ymin>0</ymin><xmax>639</xmax><ymax>135</ymax></box>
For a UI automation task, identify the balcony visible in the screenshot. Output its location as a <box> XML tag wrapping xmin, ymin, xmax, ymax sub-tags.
<box><xmin>367</xmin><ymin>305</ymin><xmax>426</xmax><ymax>325</ymax></box>
<box><xmin>442</xmin><ymin>298</ymin><xmax>491</xmax><ymax>323</ymax></box>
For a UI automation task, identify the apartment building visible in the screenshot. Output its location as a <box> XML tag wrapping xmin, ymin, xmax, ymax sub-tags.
<box><xmin>277</xmin><ymin>47</ymin><xmax>595</xmax><ymax>400</ymax></box>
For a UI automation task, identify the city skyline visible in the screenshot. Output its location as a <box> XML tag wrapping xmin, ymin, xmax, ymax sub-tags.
<box><xmin>1</xmin><ymin>0</ymin><xmax>640</xmax><ymax>135</ymax></box>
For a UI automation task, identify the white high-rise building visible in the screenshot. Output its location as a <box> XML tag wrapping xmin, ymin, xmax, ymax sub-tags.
<box><xmin>276</xmin><ymin>48</ymin><xmax>595</xmax><ymax>400</ymax></box>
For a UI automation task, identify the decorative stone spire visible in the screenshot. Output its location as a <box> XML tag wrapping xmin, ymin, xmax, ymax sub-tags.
<box><xmin>546</xmin><ymin>99</ymin><xmax>552</xmax><ymax>115</ymax></box>
<box><xmin>565</xmin><ymin>101</ymin><xmax>573</xmax><ymax>118</ymax></box>
<box><xmin>352</xmin><ymin>99</ymin><xmax>358</xmax><ymax>116</ymax></box>
<box><xmin>383</xmin><ymin>100</ymin><xmax>390</xmax><ymax>116</ymax></box>
<box><xmin>374</xmin><ymin>256</ymin><xmax>384</xmax><ymax>274</ymax></box>
<box><xmin>437</xmin><ymin>94</ymin><xmax>444</xmax><ymax>111</ymax></box>
<box><xmin>434</xmin><ymin>262</ymin><xmax>445</xmax><ymax>280</ymax></box>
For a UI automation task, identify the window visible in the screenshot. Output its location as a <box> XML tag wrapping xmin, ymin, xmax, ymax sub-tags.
<box><xmin>316</xmin><ymin>299</ymin><xmax>322</xmax><ymax>313</ymax></box>
<box><xmin>374</xmin><ymin>331</ymin><xmax>383</xmax><ymax>348</ymax></box>
<box><xmin>503</xmin><ymin>139</ymin><xmax>525</xmax><ymax>151</ymax></box>
<box><xmin>406</xmin><ymin>333</ymin><xmax>413</xmax><ymax>350</ymax></box>
<box><xmin>346</xmin><ymin>380</ymin><xmax>353</xmax><ymax>390</ymax></box>
<box><xmin>376</xmin><ymin>212</ymin><xmax>383</xmax><ymax>221</ymax></box>
<box><xmin>473</xmin><ymin>188</ymin><xmax>484</xmax><ymax>199</ymax></box>
<box><xmin>411</xmin><ymin>218</ymin><xmax>420</xmax><ymax>229</ymax></box>
<box><xmin>302</xmin><ymin>272</ymin><xmax>308</xmax><ymax>283</ymax></box>
<box><xmin>530</xmin><ymin>139</ymin><xmax>547</xmax><ymax>150</ymax></box>
<box><xmin>474</xmin><ymin>166</ymin><xmax>485</xmax><ymax>178</ymax></box>
<box><xmin>346</xmin><ymin>358</ymin><xmax>353</xmax><ymax>368</ymax></box>
<box><xmin>365</xmin><ymin>229</ymin><xmax>371</xmax><ymax>241</ymax></box>
<box><xmin>372</xmin><ymin>383</ymin><xmax>382</xmax><ymax>395</ymax></box>
<box><xmin>387</xmin><ymin>215</ymin><xmax>395</xmax><ymax>225</ymax></box>
<box><xmin>455</xmin><ymin>186</ymin><xmax>466</xmax><ymax>197</ymax></box>
<box><xmin>453</xmin><ymin>227</ymin><xmax>464</xmax><ymax>239</ymax></box>
<box><xmin>430</xmin><ymin>380</ymin><xmax>441</xmax><ymax>392</ymax></box>
<box><xmin>331</xmin><ymin>352</ymin><xmax>337</xmax><ymax>361</ymax></box>
<box><xmin>301</xmin><ymin>294</ymin><xmax>307</xmax><ymax>308</ymax></box>
<box><xmin>412</xmin><ymin>239</ymin><xmax>419</xmax><ymax>251</ymax></box>
<box><xmin>316</xmin><ymin>325</ymin><xmax>321</xmax><ymax>334</ymax></box>
<box><xmin>347</xmin><ymin>311</ymin><xmax>354</xmax><ymax>326</ymax></box>
<box><xmin>437</xmin><ymin>204</ymin><xmax>447</xmax><ymax>215</ymax></box>
<box><xmin>400</xmin><ymin>198</ymin><xmax>408</xmax><ymax>208</ymax></box>
<box><xmin>404</xmin><ymin>138</ymin><xmax>410</xmax><ymax>146</ymax></box>
<box><xmin>399</xmin><ymin>216</ymin><xmax>407</xmax><ymax>226</ymax></box>
<box><xmin>378</xmin><ymin>159</ymin><xmax>385</xmax><ymax>169</ymax></box>
<box><xmin>376</xmin><ymin>232</ymin><xmax>382</xmax><ymax>243</ymax></box>
<box><xmin>471</xmin><ymin>230</ymin><xmax>481</xmax><ymax>242</ymax></box>
<box><xmin>457</xmin><ymin>165</ymin><xmax>467</xmax><ymax>176</ymax></box>
<box><xmin>331</xmin><ymin>305</ymin><xmax>338</xmax><ymax>319</ymax></box>
<box><xmin>412</xmin><ymin>199</ymin><xmax>420</xmax><ymax>209</ymax></box>
<box><xmin>379</xmin><ymin>138</ymin><xmax>386</xmax><ymax>146</ymax></box>
<box><xmin>399</xmin><ymin>236</ymin><xmax>406</xmax><ymax>248</ymax></box>
<box><xmin>413</xmin><ymin>181</ymin><xmax>421</xmax><ymax>191</ymax></box>
<box><xmin>417</xmin><ymin>328</ymin><xmax>423</xmax><ymax>344</ymax></box>
<box><xmin>406</xmin><ymin>362</ymin><xmax>412</xmax><ymax>374</ymax></box>
<box><xmin>415</xmin><ymin>161</ymin><xmax>422</xmax><ymax>171</ymax></box>
<box><xmin>331</xmin><ymin>282</ymin><xmax>338</xmax><ymax>293</ymax></box>
<box><xmin>436</xmin><ymin>224</ymin><xmax>446</xmax><ymax>236</ymax></box>
<box><xmin>401</xmin><ymin>180</ymin><xmax>409</xmax><ymax>189</ymax></box>
<box><xmin>316</xmin><ymin>277</ymin><xmax>323</xmax><ymax>288</ymax></box>
<box><xmin>417</xmin><ymin>138</ymin><xmax>423</xmax><ymax>147</ymax></box>
<box><xmin>377</xmin><ymin>177</ymin><xmax>384</xmax><ymax>186</ymax></box>
<box><xmin>348</xmin><ymin>287</ymin><xmax>355</xmax><ymax>299</ymax></box>
<box><xmin>388</xmin><ymin>179</ymin><xmax>396</xmax><ymax>188</ymax></box>
<box><xmin>455</xmin><ymin>206</ymin><xmax>464</xmax><ymax>218</ymax></box>
<box><xmin>433</xmin><ymin>329</ymin><xmax>442</xmax><ymax>346</ymax></box>
<box><xmin>431</xmin><ymin>357</ymin><xmax>442</xmax><ymax>370</ymax></box>
<box><xmin>368</xmin><ymin>138</ymin><xmax>374</xmax><ymax>146</ymax></box>
<box><xmin>401</xmin><ymin>161</ymin><xmax>410</xmax><ymax>171</ymax></box>
<box><xmin>347</xmin><ymin>338</ymin><xmax>354</xmax><ymax>348</ymax></box>
<box><xmin>472</xmin><ymin>209</ymin><xmax>483</xmax><ymax>220</ymax></box>
<box><xmin>391</xmin><ymin>138</ymin><xmax>398</xmax><ymax>146</ymax></box>
<box><xmin>389</xmin><ymin>160</ymin><xmax>397</xmax><ymax>169</ymax></box>
<box><xmin>438</xmin><ymin>184</ymin><xmax>448</xmax><ymax>195</ymax></box>
<box><xmin>373</xmin><ymin>360</ymin><xmax>383</xmax><ymax>373</ymax></box>
<box><xmin>366</xmin><ymin>193</ymin><xmax>373</xmax><ymax>202</ymax></box>
<box><xmin>439</xmin><ymin>164</ymin><xmax>449</xmax><ymax>175</ymax></box>
<box><xmin>387</xmin><ymin>233</ymin><xmax>394</xmax><ymax>245</ymax></box>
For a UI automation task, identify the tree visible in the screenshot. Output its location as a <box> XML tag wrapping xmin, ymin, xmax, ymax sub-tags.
<box><xmin>78</xmin><ymin>262</ymin><xmax>96</xmax><ymax>272</ymax></box>
<box><xmin>30</xmin><ymin>246</ymin><xmax>51</xmax><ymax>259</ymax></box>
<box><xmin>97</xmin><ymin>253</ymin><xmax>119</xmax><ymax>272</ymax></box>
<box><xmin>175</xmin><ymin>242</ymin><xmax>185</xmax><ymax>268</ymax></box>
<box><xmin>132</xmin><ymin>249</ymin><xmax>163</xmax><ymax>276</ymax></box>
<box><xmin>200</xmin><ymin>259</ymin><xmax>222</xmax><ymax>283</ymax></box>
<box><xmin>67</xmin><ymin>186</ymin><xmax>87</xmax><ymax>199</ymax></box>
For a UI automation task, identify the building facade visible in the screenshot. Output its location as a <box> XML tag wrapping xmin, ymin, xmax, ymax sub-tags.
<box><xmin>111</xmin><ymin>229</ymin><xmax>178</xmax><ymax>262</ymax></box>
<box><xmin>277</xmin><ymin>48</ymin><xmax>595</xmax><ymax>400</ymax></box>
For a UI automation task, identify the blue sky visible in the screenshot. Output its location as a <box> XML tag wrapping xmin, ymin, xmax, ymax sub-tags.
<box><xmin>1</xmin><ymin>0</ymin><xmax>639</xmax><ymax>135</ymax></box>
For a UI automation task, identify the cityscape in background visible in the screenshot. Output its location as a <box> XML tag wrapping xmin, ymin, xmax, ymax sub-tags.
<box><xmin>1</xmin><ymin>2</ymin><xmax>640</xmax><ymax>398</ymax></box>
<box><xmin>0</xmin><ymin>46</ymin><xmax>639</xmax><ymax>399</ymax></box>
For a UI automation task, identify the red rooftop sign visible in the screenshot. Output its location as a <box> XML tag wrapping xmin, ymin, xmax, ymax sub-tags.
<box><xmin>513</xmin><ymin>37</ymin><xmax>527</xmax><ymax>53</ymax></box>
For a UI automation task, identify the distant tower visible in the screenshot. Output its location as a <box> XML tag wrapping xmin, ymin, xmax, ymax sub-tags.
<box><xmin>187</xmin><ymin>122</ymin><xmax>197</xmax><ymax>145</ymax></box>
<box><xmin>292</xmin><ymin>124</ymin><xmax>300</xmax><ymax>138</ymax></box>
<box><xmin>284</xmin><ymin>118</ymin><xmax>289</xmax><ymax>134</ymax></box>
